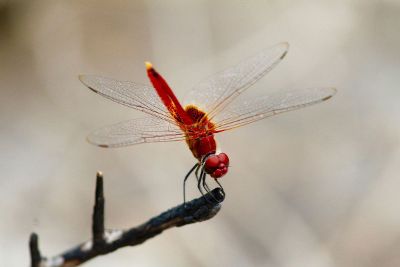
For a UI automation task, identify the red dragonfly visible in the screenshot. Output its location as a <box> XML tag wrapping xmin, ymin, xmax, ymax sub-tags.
<box><xmin>80</xmin><ymin>42</ymin><xmax>335</xmax><ymax>202</ymax></box>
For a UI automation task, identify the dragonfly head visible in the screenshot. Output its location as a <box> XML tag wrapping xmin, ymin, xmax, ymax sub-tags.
<box><xmin>203</xmin><ymin>153</ymin><xmax>229</xmax><ymax>178</ymax></box>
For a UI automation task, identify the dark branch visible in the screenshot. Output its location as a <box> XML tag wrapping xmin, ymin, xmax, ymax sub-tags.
<box><xmin>92</xmin><ymin>172</ymin><xmax>105</xmax><ymax>247</ymax></box>
<box><xmin>29</xmin><ymin>233</ymin><xmax>41</xmax><ymax>267</ymax></box>
<box><xmin>29</xmin><ymin>173</ymin><xmax>224</xmax><ymax>267</ymax></box>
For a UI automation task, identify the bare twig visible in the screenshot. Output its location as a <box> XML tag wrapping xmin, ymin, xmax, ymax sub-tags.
<box><xmin>29</xmin><ymin>172</ymin><xmax>224</xmax><ymax>267</ymax></box>
<box><xmin>29</xmin><ymin>233</ymin><xmax>41</xmax><ymax>267</ymax></box>
<box><xmin>92</xmin><ymin>172</ymin><xmax>105</xmax><ymax>248</ymax></box>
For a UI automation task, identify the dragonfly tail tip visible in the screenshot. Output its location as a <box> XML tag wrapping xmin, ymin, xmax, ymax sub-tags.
<box><xmin>145</xmin><ymin>61</ymin><xmax>153</xmax><ymax>70</ymax></box>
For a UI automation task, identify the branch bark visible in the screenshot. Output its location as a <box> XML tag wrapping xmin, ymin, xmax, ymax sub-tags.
<box><xmin>29</xmin><ymin>172</ymin><xmax>224</xmax><ymax>267</ymax></box>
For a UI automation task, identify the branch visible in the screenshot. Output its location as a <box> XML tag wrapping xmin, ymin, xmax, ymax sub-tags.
<box><xmin>92</xmin><ymin>172</ymin><xmax>105</xmax><ymax>248</ymax></box>
<box><xmin>29</xmin><ymin>172</ymin><xmax>224</xmax><ymax>267</ymax></box>
<box><xmin>29</xmin><ymin>233</ymin><xmax>41</xmax><ymax>267</ymax></box>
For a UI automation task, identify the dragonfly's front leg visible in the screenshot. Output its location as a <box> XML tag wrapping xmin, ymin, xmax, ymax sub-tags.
<box><xmin>194</xmin><ymin>163</ymin><xmax>202</xmax><ymax>181</ymax></box>
<box><xmin>201</xmin><ymin>173</ymin><xmax>223</xmax><ymax>203</ymax></box>
<box><xmin>213</xmin><ymin>178</ymin><xmax>226</xmax><ymax>199</ymax></box>
<box><xmin>183</xmin><ymin>163</ymin><xmax>199</xmax><ymax>204</ymax></box>
<box><xmin>202</xmin><ymin>174</ymin><xmax>212</xmax><ymax>193</ymax></box>
<box><xmin>196</xmin><ymin>166</ymin><xmax>206</xmax><ymax>197</ymax></box>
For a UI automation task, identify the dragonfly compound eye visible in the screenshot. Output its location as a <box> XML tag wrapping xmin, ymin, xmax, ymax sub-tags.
<box><xmin>217</xmin><ymin>153</ymin><xmax>229</xmax><ymax>166</ymax></box>
<box><xmin>204</xmin><ymin>153</ymin><xmax>229</xmax><ymax>178</ymax></box>
<box><xmin>204</xmin><ymin>155</ymin><xmax>219</xmax><ymax>172</ymax></box>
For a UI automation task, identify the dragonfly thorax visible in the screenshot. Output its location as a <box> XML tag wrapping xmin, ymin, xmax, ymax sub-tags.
<box><xmin>203</xmin><ymin>153</ymin><xmax>229</xmax><ymax>179</ymax></box>
<box><xmin>184</xmin><ymin>104</ymin><xmax>220</xmax><ymax>160</ymax></box>
<box><xmin>186</xmin><ymin>134</ymin><xmax>217</xmax><ymax>160</ymax></box>
<box><xmin>184</xmin><ymin>105</ymin><xmax>216</xmax><ymax>133</ymax></box>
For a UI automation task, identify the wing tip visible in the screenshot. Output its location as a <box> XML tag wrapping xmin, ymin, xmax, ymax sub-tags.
<box><xmin>308</xmin><ymin>87</ymin><xmax>337</xmax><ymax>101</ymax></box>
<box><xmin>279</xmin><ymin>42</ymin><xmax>290</xmax><ymax>59</ymax></box>
<box><xmin>78</xmin><ymin>74</ymin><xmax>88</xmax><ymax>86</ymax></box>
<box><xmin>87</xmin><ymin>136</ymin><xmax>110</xmax><ymax>148</ymax></box>
<box><xmin>326</xmin><ymin>87</ymin><xmax>338</xmax><ymax>99</ymax></box>
<box><xmin>280</xmin><ymin>50</ymin><xmax>288</xmax><ymax>60</ymax></box>
<box><xmin>79</xmin><ymin>75</ymin><xmax>99</xmax><ymax>93</ymax></box>
<box><xmin>97</xmin><ymin>143</ymin><xmax>110</xmax><ymax>148</ymax></box>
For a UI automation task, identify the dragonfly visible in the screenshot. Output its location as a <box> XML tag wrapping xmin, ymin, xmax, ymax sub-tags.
<box><xmin>79</xmin><ymin>42</ymin><xmax>336</xmax><ymax>202</ymax></box>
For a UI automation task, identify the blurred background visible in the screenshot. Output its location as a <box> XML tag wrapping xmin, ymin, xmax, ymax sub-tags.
<box><xmin>1</xmin><ymin>0</ymin><xmax>400</xmax><ymax>266</ymax></box>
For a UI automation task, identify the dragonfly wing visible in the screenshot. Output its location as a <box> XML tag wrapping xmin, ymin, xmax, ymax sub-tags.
<box><xmin>87</xmin><ymin>116</ymin><xmax>186</xmax><ymax>148</ymax></box>
<box><xmin>79</xmin><ymin>75</ymin><xmax>177</xmax><ymax>124</ymax></box>
<box><xmin>213</xmin><ymin>88</ymin><xmax>336</xmax><ymax>132</ymax></box>
<box><xmin>184</xmin><ymin>42</ymin><xmax>289</xmax><ymax>120</ymax></box>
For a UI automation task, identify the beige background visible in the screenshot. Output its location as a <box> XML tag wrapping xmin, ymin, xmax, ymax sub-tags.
<box><xmin>1</xmin><ymin>0</ymin><xmax>400</xmax><ymax>266</ymax></box>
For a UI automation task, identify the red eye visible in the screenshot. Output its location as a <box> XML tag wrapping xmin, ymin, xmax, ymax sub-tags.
<box><xmin>205</xmin><ymin>155</ymin><xmax>219</xmax><ymax>170</ymax></box>
<box><xmin>212</xmin><ymin>169</ymin><xmax>223</xmax><ymax>178</ymax></box>
<box><xmin>218</xmin><ymin>153</ymin><xmax>229</xmax><ymax>166</ymax></box>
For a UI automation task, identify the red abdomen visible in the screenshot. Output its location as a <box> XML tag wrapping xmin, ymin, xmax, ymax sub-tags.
<box><xmin>146</xmin><ymin>65</ymin><xmax>218</xmax><ymax>161</ymax></box>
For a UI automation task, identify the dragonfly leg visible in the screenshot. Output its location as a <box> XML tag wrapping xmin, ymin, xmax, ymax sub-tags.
<box><xmin>214</xmin><ymin>178</ymin><xmax>226</xmax><ymax>199</ymax></box>
<box><xmin>197</xmin><ymin>167</ymin><xmax>206</xmax><ymax>197</ymax></box>
<box><xmin>183</xmin><ymin>163</ymin><xmax>199</xmax><ymax>204</ymax></box>
<box><xmin>194</xmin><ymin>164</ymin><xmax>202</xmax><ymax>181</ymax></box>
<box><xmin>202</xmin><ymin>177</ymin><xmax>212</xmax><ymax>193</ymax></box>
<box><xmin>201</xmin><ymin>174</ymin><xmax>221</xmax><ymax>203</ymax></box>
<box><xmin>199</xmin><ymin>170</ymin><xmax>217</xmax><ymax>204</ymax></box>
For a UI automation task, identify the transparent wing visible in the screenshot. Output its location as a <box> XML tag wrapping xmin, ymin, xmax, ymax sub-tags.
<box><xmin>87</xmin><ymin>116</ymin><xmax>186</xmax><ymax>148</ymax></box>
<box><xmin>184</xmin><ymin>42</ymin><xmax>289</xmax><ymax>121</ymax></box>
<box><xmin>213</xmin><ymin>88</ymin><xmax>336</xmax><ymax>132</ymax></box>
<box><xmin>79</xmin><ymin>75</ymin><xmax>177</xmax><ymax>124</ymax></box>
